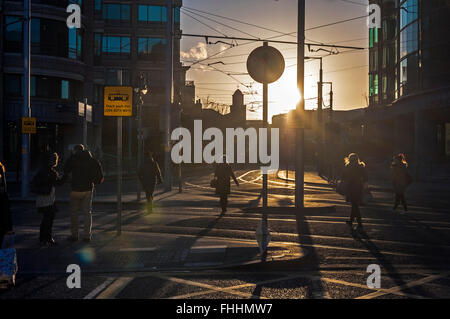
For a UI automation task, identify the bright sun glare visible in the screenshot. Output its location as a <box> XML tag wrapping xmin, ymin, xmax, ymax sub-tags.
<box><xmin>265</xmin><ymin>68</ymin><xmax>315</xmax><ymax>121</ymax></box>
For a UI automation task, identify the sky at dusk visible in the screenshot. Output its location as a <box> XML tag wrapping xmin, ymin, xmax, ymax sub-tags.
<box><xmin>180</xmin><ymin>0</ymin><xmax>370</xmax><ymax>121</ymax></box>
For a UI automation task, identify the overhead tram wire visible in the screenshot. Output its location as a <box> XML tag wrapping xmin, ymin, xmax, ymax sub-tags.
<box><xmin>183</xmin><ymin>5</ymin><xmax>298</xmax><ymax>39</ymax></box>
<box><xmin>181</xmin><ymin>11</ymin><xmax>366</xmax><ymax>70</ymax></box>
<box><xmin>182</xmin><ymin>10</ymin><xmax>229</xmax><ymax>37</ymax></box>
<box><xmin>181</xmin><ymin>7</ymin><xmax>261</xmax><ymax>40</ymax></box>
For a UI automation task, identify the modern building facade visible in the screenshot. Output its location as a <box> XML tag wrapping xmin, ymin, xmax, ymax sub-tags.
<box><xmin>366</xmin><ymin>0</ymin><xmax>450</xmax><ymax>179</ymax></box>
<box><xmin>1</xmin><ymin>0</ymin><xmax>183</xmax><ymax>172</ymax></box>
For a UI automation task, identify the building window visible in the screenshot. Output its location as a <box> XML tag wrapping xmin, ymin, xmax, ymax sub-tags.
<box><xmin>95</xmin><ymin>0</ymin><xmax>102</xmax><ymax>12</ymax></box>
<box><xmin>174</xmin><ymin>7</ymin><xmax>180</xmax><ymax>23</ymax></box>
<box><xmin>5</xmin><ymin>16</ymin><xmax>23</xmax><ymax>52</ymax></box>
<box><xmin>61</xmin><ymin>80</ymin><xmax>69</xmax><ymax>100</ymax></box>
<box><xmin>102</xmin><ymin>36</ymin><xmax>130</xmax><ymax>56</ymax></box>
<box><xmin>103</xmin><ymin>3</ymin><xmax>130</xmax><ymax>21</ymax></box>
<box><xmin>94</xmin><ymin>33</ymin><xmax>102</xmax><ymax>56</ymax></box>
<box><xmin>68</xmin><ymin>28</ymin><xmax>83</xmax><ymax>59</ymax></box>
<box><xmin>399</xmin><ymin>53</ymin><xmax>419</xmax><ymax>96</ymax></box>
<box><xmin>4</xmin><ymin>74</ymin><xmax>22</xmax><ymax>96</ymax></box>
<box><xmin>138</xmin><ymin>37</ymin><xmax>166</xmax><ymax>61</ymax></box>
<box><xmin>374</xmin><ymin>74</ymin><xmax>379</xmax><ymax>96</ymax></box>
<box><xmin>400</xmin><ymin>21</ymin><xmax>418</xmax><ymax>58</ymax></box>
<box><xmin>31</xmin><ymin>76</ymin><xmax>36</xmax><ymax>97</ymax></box>
<box><xmin>4</xmin><ymin>74</ymin><xmax>81</xmax><ymax>101</ymax></box>
<box><xmin>31</xmin><ymin>19</ymin><xmax>40</xmax><ymax>44</ymax></box>
<box><xmin>400</xmin><ymin>0</ymin><xmax>418</xmax><ymax>29</ymax></box>
<box><xmin>138</xmin><ymin>5</ymin><xmax>167</xmax><ymax>22</ymax></box>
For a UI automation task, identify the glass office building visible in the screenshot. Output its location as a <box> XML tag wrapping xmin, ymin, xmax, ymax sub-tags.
<box><xmin>367</xmin><ymin>0</ymin><xmax>450</xmax><ymax>178</ymax></box>
<box><xmin>0</xmin><ymin>0</ymin><xmax>183</xmax><ymax>171</ymax></box>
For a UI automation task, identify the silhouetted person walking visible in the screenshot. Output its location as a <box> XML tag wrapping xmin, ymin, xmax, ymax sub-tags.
<box><xmin>214</xmin><ymin>156</ymin><xmax>239</xmax><ymax>213</ymax></box>
<box><xmin>0</xmin><ymin>161</ymin><xmax>12</xmax><ymax>248</ymax></box>
<box><xmin>138</xmin><ymin>150</ymin><xmax>163</xmax><ymax>215</ymax></box>
<box><xmin>63</xmin><ymin>145</ymin><xmax>104</xmax><ymax>242</ymax></box>
<box><xmin>31</xmin><ymin>153</ymin><xmax>63</xmax><ymax>246</ymax></box>
<box><xmin>342</xmin><ymin>153</ymin><xmax>368</xmax><ymax>230</ymax></box>
<box><xmin>391</xmin><ymin>153</ymin><xmax>412</xmax><ymax>214</ymax></box>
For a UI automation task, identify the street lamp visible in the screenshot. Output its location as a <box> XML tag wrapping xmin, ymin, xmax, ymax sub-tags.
<box><xmin>135</xmin><ymin>83</ymin><xmax>148</xmax><ymax>201</ymax></box>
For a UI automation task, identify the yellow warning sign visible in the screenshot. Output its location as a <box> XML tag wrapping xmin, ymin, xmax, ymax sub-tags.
<box><xmin>104</xmin><ymin>86</ymin><xmax>133</xmax><ymax>117</ymax></box>
<box><xmin>22</xmin><ymin>117</ymin><xmax>36</xmax><ymax>134</ymax></box>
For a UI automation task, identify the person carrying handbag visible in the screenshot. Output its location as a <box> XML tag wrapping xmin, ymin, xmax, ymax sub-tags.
<box><xmin>0</xmin><ymin>161</ymin><xmax>12</xmax><ymax>249</ymax></box>
<box><xmin>31</xmin><ymin>153</ymin><xmax>64</xmax><ymax>246</ymax></box>
<box><xmin>214</xmin><ymin>156</ymin><xmax>239</xmax><ymax>214</ymax></box>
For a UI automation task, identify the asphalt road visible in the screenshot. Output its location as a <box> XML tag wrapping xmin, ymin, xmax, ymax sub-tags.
<box><xmin>2</xmin><ymin>168</ymin><xmax>450</xmax><ymax>299</ymax></box>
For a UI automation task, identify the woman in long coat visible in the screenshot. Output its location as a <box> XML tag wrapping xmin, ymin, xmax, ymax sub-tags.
<box><xmin>0</xmin><ymin>161</ymin><xmax>12</xmax><ymax>248</ymax></box>
<box><xmin>32</xmin><ymin>153</ymin><xmax>63</xmax><ymax>245</ymax></box>
<box><xmin>391</xmin><ymin>153</ymin><xmax>412</xmax><ymax>214</ymax></box>
<box><xmin>342</xmin><ymin>153</ymin><xmax>368</xmax><ymax>230</ymax></box>
<box><xmin>214</xmin><ymin>156</ymin><xmax>239</xmax><ymax>213</ymax></box>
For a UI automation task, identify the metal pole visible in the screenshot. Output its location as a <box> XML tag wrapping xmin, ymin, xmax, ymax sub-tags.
<box><xmin>262</xmin><ymin>42</ymin><xmax>269</xmax><ymax>209</ymax></box>
<box><xmin>317</xmin><ymin>58</ymin><xmax>323</xmax><ymax>175</ymax></box>
<box><xmin>137</xmin><ymin>94</ymin><xmax>143</xmax><ymax>201</ymax></box>
<box><xmin>263</xmin><ymin>81</ymin><xmax>268</xmax><ymax>208</ymax></box>
<box><xmin>117</xmin><ymin>117</ymin><xmax>122</xmax><ymax>236</ymax></box>
<box><xmin>21</xmin><ymin>0</ymin><xmax>31</xmax><ymax>199</ymax></box>
<box><xmin>178</xmin><ymin>107</ymin><xmax>182</xmax><ymax>193</ymax></box>
<box><xmin>83</xmin><ymin>98</ymin><xmax>88</xmax><ymax>147</ymax></box>
<box><xmin>164</xmin><ymin>0</ymin><xmax>173</xmax><ymax>192</ymax></box>
<box><xmin>295</xmin><ymin>0</ymin><xmax>305</xmax><ymax>209</ymax></box>
<box><xmin>117</xmin><ymin>74</ymin><xmax>123</xmax><ymax>236</ymax></box>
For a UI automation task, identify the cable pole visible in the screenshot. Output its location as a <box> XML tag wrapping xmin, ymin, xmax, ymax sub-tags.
<box><xmin>295</xmin><ymin>0</ymin><xmax>305</xmax><ymax>209</ymax></box>
<box><xmin>21</xmin><ymin>0</ymin><xmax>31</xmax><ymax>199</ymax></box>
<box><xmin>318</xmin><ymin>58</ymin><xmax>323</xmax><ymax>176</ymax></box>
<box><xmin>164</xmin><ymin>0</ymin><xmax>174</xmax><ymax>192</ymax></box>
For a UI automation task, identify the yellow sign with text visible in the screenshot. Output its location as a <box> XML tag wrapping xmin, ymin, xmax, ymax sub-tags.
<box><xmin>104</xmin><ymin>86</ymin><xmax>133</xmax><ymax>116</ymax></box>
<box><xmin>22</xmin><ymin>117</ymin><xmax>36</xmax><ymax>134</ymax></box>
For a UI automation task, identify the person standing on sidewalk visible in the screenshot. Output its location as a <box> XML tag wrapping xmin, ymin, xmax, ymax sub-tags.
<box><xmin>391</xmin><ymin>153</ymin><xmax>412</xmax><ymax>214</ymax></box>
<box><xmin>214</xmin><ymin>156</ymin><xmax>239</xmax><ymax>214</ymax></box>
<box><xmin>0</xmin><ymin>161</ymin><xmax>12</xmax><ymax>248</ymax></box>
<box><xmin>63</xmin><ymin>145</ymin><xmax>104</xmax><ymax>242</ymax></box>
<box><xmin>31</xmin><ymin>153</ymin><xmax>63</xmax><ymax>246</ymax></box>
<box><xmin>138</xmin><ymin>150</ymin><xmax>163</xmax><ymax>215</ymax></box>
<box><xmin>342</xmin><ymin>153</ymin><xmax>368</xmax><ymax>230</ymax></box>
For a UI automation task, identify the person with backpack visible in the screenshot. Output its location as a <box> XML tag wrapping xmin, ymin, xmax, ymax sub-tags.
<box><xmin>31</xmin><ymin>153</ymin><xmax>63</xmax><ymax>246</ymax></box>
<box><xmin>391</xmin><ymin>153</ymin><xmax>412</xmax><ymax>214</ymax></box>
<box><xmin>63</xmin><ymin>145</ymin><xmax>104</xmax><ymax>242</ymax></box>
<box><xmin>213</xmin><ymin>156</ymin><xmax>239</xmax><ymax>214</ymax></box>
<box><xmin>0</xmin><ymin>161</ymin><xmax>12</xmax><ymax>248</ymax></box>
<box><xmin>138</xmin><ymin>150</ymin><xmax>163</xmax><ymax>215</ymax></box>
<box><xmin>342</xmin><ymin>153</ymin><xmax>368</xmax><ymax>231</ymax></box>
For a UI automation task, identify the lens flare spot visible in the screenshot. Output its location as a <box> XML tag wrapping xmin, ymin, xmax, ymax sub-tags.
<box><xmin>78</xmin><ymin>247</ymin><xmax>95</xmax><ymax>264</ymax></box>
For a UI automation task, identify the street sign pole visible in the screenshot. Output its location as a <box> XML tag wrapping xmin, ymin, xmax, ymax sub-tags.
<box><xmin>104</xmin><ymin>83</ymin><xmax>132</xmax><ymax>237</ymax></box>
<box><xmin>117</xmin><ymin>116</ymin><xmax>122</xmax><ymax>236</ymax></box>
<box><xmin>21</xmin><ymin>0</ymin><xmax>31</xmax><ymax>199</ymax></box>
<box><xmin>262</xmin><ymin>43</ymin><xmax>269</xmax><ymax>209</ymax></box>
<box><xmin>137</xmin><ymin>95</ymin><xmax>143</xmax><ymax>202</ymax></box>
<box><xmin>247</xmin><ymin>42</ymin><xmax>285</xmax><ymax>256</ymax></box>
<box><xmin>295</xmin><ymin>0</ymin><xmax>305</xmax><ymax>209</ymax></box>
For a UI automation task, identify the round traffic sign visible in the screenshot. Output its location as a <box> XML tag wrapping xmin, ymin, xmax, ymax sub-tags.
<box><xmin>247</xmin><ymin>45</ymin><xmax>285</xmax><ymax>84</ymax></box>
